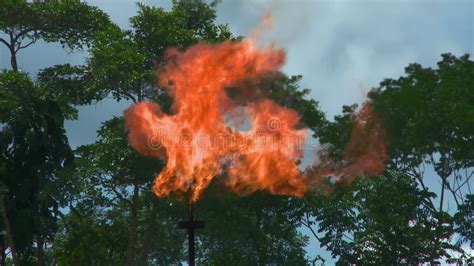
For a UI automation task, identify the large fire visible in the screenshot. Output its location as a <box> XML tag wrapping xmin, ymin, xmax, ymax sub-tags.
<box><xmin>124</xmin><ymin>15</ymin><xmax>386</xmax><ymax>203</ymax></box>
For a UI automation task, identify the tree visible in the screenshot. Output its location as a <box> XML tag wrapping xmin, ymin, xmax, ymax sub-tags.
<box><xmin>303</xmin><ymin>172</ymin><xmax>456</xmax><ymax>264</ymax></box>
<box><xmin>369</xmin><ymin>53</ymin><xmax>473</xmax><ymax>210</ymax></box>
<box><xmin>368</xmin><ymin>53</ymin><xmax>474</xmax><ymax>259</ymax></box>
<box><xmin>0</xmin><ymin>71</ymin><xmax>73</xmax><ymax>265</ymax></box>
<box><xmin>0</xmin><ymin>0</ymin><xmax>110</xmax><ymax>71</ymax></box>
<box><xmin>55</xmin><ymin>117</ymin><xmax>164</xmax><ymax>265</ymax></box>
<box><xmin>87</xmin><ymin>1</ymin><xmax>233</xmax><ymax>105</ymax></box>
<box><xmin>195</xmin><ymin>188</ymin><xmax>309</xmax><ymax>265</ymax></box>
<box><xmin>51</xmin><ymin>1</ymin><xmax>237</xmax><ymax>265</ymax></box>
<box><xmin>454</xmin><ymin>195</ymin><xmax>474</xmax><ymax>249</ymax></box>
<box><xmin>0</xmin><ymin>2</ymin><xmax>112</xmax><ymax>264</ymax></box>
<box><xmin>308</xmin><ymin>53</ymin><xmax>473</xmax><ymax>263</ymax></box>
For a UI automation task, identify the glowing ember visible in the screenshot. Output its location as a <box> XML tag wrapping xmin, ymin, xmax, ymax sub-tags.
<box><xmin>124</xmin><ymin>14</ymin><xmax>386</xmax><ymax>202</ymax></box>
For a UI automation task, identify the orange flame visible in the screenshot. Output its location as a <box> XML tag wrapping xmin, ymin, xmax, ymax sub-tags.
<box><xmin>310</xmin><ymin>103</ymin><xmax>388</xmax><ymax>187</ymax></box>
<box><xmin>340</xmin><ymin>103</ymin><xmax>387</xmax><ymax>181</ymax></box>
<box><xmin>124</xmin><ymin>14</ymin><xmax>387</xmax><ymax>202</ymax></box>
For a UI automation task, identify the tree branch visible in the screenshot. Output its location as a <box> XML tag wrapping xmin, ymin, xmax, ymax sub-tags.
<box><xmin>110</xmin><ymin>186</ymin><xmax>132</xmax><ymax>205</ymax></box>
<box><xmin>301</xmin><ymin>213</ymin><xmax>323</xmax><ymax>243</ymax></box>
<box><xmin>0</xmin><ymin>37</ymin><xmax>11</xmax><ymax>49</ymax></box>
<box><xmin>445</xmin><ymin>180</ymin><xmax>460</xmax><ymax>207</ymax></box>
<box><xmin>301</xmin><ymin>210</ymin><xmax>345</xmax><ymax>252</ymax></box>
<box><xmin>16</xmin><ymin>39</ymin><xmax>37</xmax><ymax>52</ymax></box>
<box><xmin>11</xmin><ymin>28</ymin><xmax>32</xmax><ymax>45</ymax></box>
<box><xmin>467</xmin><ymin>171</ymin><xmax>472</xmax><ymax>195</ymax></box>
<box><xmin>8</xmin><ymin>32</ymin><xmax>14</xmax><ymax>48</ymax></box>
<box><xmin>429</xmin><ymin>154</ymin><xmax>447</xmax><ymax>211</ymax></box>
<box><xmin>8</xmin><ymin>32</ymin><xmax>18</xmax><ymax>71</ymax></box>
<box><xmin>96</xmin><ymin>174</ymin><xmax>133</xmax><ymax>205</ymax></box>
<box><xmin>408</xmin><ymin>169</ymin><xmax>436</xmax><ymax>211</ymax></box>
<box><xmin>122</xmin><ymin>91</ymin><xmax>137</xmax><ymax>103</ymax></box>
<box><xmin>454</xmin><ymin>169</ymin><xmax>473</xmax><ymax>196</ymax></box>
<box><xmin>455</xmin><ymin>170</ymin><xmax>473</xmax><ymax>194</ymax></box>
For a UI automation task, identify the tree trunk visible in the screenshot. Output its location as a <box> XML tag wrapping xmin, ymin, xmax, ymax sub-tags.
<box><xmin>0</xmin><ymin>241</ymin><xmax>5</xmax><ymax>266</ymax></box>
<box><xmin>0</xmin><ymin>194</ymin><xmax>19</xmax><ymax>266</ymax></box>
<box><xmin>7</xmin><ymin>33</ymin><xmax>18</xmax><ymax>72</ymax></box>
<box><xmin>126</xmin><ymin>184</ymin><xmax>139</xmax><ymax>266</ymax></box>
<box><xmin>36</xmin><ymin>236</ymin><xmax>45</xmax><ymax>266</ymax></box>
<box><xmin>439</xmin><ymin>176</ymin><xmax>445</xmax><ymax>212</ymax></box>
<box><xmin>10</xmin><ymin>50</ymin><xmax>18</xmax><ymax>72</ymax></box>
<box><xmin>141</xmin><ymin>202</ymin><xmax>158</xmax><ymax>265</ymax></box>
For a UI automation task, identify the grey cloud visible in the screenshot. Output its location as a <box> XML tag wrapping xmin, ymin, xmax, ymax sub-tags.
<box><xmin>217</xmin><ymin>0</ymin><xmax>473</xmax><ymax>117</ymax></box>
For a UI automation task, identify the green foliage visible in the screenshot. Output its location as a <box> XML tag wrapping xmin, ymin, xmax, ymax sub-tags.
<box><xmin>0</xmin><ymin>0</ymin><xmax>112</xmax><ymax>71</ymax></box>
<box><xmin>369</xmin><ymin>53</ymin><xmax>474</xmax><ymax>171</ymax></box>
<box><xmin>88</xmin><ymin>0</ymin><xmax>233</xmax><ymax>103</ymax></box>
<box><xmin>318</xmin><ymin>104</ymin><xmax>358</xmax><ymax>158</ymax></box>
<box><xmin>74</xmin><ymin>117</ymin><xmax>161</xmax><ymax>189</ymax></box>
<box><xmin>454</xmin><ymin>195</ymin><xmax>474</xmax><ymax>246</ymax></box>
<box><xmin>53</xmin><ymin>207</ymin><xmax>129</xmax><ymax>265</ymax></box>
<box><xmin>50</xmin><ymin>116</ymin><xmax>165</xmax><ymax>265</ymax></box>
<box><xmin>0</xmin><ymin>70</ymin><xmax>72</xmax><ymax>261</ymax></box>
<box><xmin>366</xmin><ymin>54</ymin><xmax>473</xmax><ymax>259</ymax></box>
<box><xmin>135</xmin><ymin>196</ymin><xmax>187</xmax><ymax>265</ymax></box>
<box><xmin>0</xmin><ymin>0</ymin><xmax>110</xmax><ymax>49</ymax></box>
<box><xmin>306</xmin><ymin>172</ymin><xmax>456</xmax><ymax>264</ymax></box>
<box><xmin>131</xmin><ymin>1</ymin><xmax>232</xmax><ymax>59</ymax></box>
<box><xmin>312</xmin><ymin>53</ymin><xmax>474</xmax><ymax>263</ymax></box>
<box><xmin>196</xmin><ymin>189</ymin><xmax>308</xmax><ymax>265</ymax></box>
<box><xmin>37</xmin><ymin>64</ymin><xmax>99</xmax><ymax>108</ymax></box>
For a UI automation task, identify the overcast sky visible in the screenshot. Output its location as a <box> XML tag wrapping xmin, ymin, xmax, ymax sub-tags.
<box><xmin>1</xmin><ymin>0</ymin><xmax>473</xmax><ymax>261</ymax></box>
<box><xmin>216</xmin><ymin>0</ymin><xmax>473</xmax><ymax>113</ymax></box>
